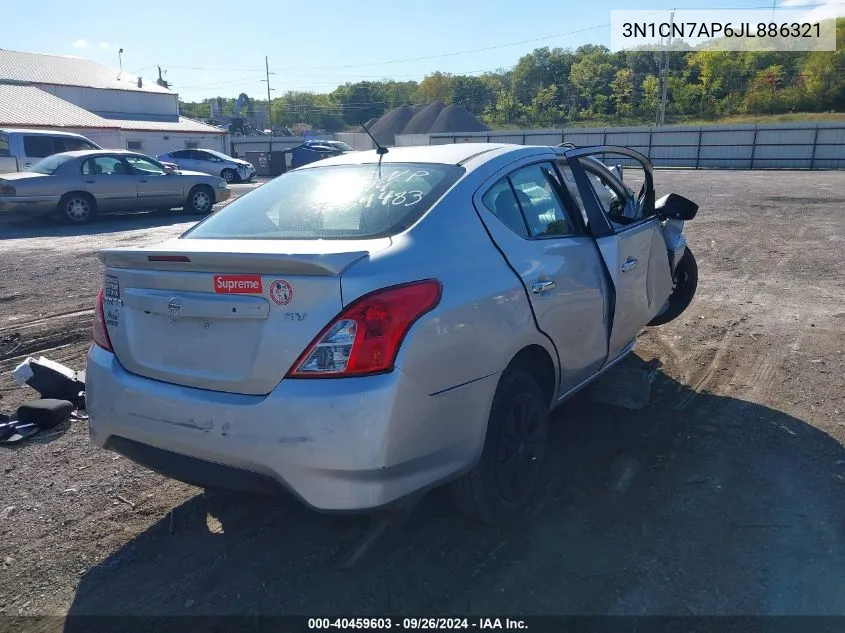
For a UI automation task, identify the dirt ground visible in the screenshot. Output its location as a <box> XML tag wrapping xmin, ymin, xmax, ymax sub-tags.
<box><xmin>0</xmin><ymin>170</ymin><xmax>843</xmax><ymax>625</ymax></box>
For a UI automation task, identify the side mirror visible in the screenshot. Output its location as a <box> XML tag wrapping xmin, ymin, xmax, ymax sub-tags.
<box><xmin>163</xmin><ymin>164</ymin><xmax>175</xmax><ymax>173</ymax></box>
<box><xmin>656</xmin><ymin>193</ymin><xmax>698</xmax><ymax>221</ymax></box>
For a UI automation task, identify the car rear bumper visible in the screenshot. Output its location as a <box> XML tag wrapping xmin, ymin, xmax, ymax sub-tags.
<box><xmin>0</xmin><ymin>196</ymin><xmax>59</xmax><ymax>215</ymax></box>
<box><xmin>85</xmin><ymin>345</ymin><xmax>497</xmax><ymax>511</ymax></box>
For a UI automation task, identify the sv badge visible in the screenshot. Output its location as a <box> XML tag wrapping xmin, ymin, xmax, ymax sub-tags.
<box><xmin>283</xmin><ymin>312</ymin><xmax>307</xmax><ymax>322</ymax></box>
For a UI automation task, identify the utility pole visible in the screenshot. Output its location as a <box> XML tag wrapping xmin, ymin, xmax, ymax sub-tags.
<box><xmin>265</xmin><ymin>56</ymin><xmax>274</xmax><ymax>152</ymax></box>
<box><xmin>658</xmin><ymin>10</ymin><xmax>674</xmax><ymax>126</ymax></box>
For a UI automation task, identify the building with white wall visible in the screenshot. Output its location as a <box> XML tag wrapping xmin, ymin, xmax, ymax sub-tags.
<box><xmin>0</xmin><ymin>49</ymin><xmax>228</xmax><ymax>156</ymax></box>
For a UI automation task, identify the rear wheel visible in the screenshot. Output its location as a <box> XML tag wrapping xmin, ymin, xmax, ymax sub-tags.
<box><xmin>220</xmin><ymin>168</ymin><xmax>237</xmax><ymax>183</ymax></box>
<box><xmin>649</xmin><ymin>247</ymin><xmax>698</xmax><ymax>326</ymax></box>
<box><xmin>449</xmin><ymin>370</ymin><xmax>548</xmax><ymax>523</ymax></box>
<box><xmin>58</xmin><ymin>192</ymin><xmax>96</xmax><ymax>224</ymax></box>
<box><xmin>186</xmin><ymin>185</ymin><xmax>214</xmax><ymax>214</ymax></box>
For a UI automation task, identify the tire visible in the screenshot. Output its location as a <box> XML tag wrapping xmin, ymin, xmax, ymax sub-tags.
<box><xmin>186</xmin><ymin>185</ymin><xmax>214</xmax><ymax>214</ymax></box>
<box><xmin>58</xmin><ymin>192</ymin><xmax>96</xmax><ymax>224</ymax></box>
<box><xmin>649</xmin><ymin>247</ymin><xmax>698</xmax><ymax>326</ymax></box>
<box><xmin>449</xmin><ymin>370</ymin><xmax>548</xmax><ymax>523</ymax></box>
<box><xmin>220</xmin><ymin>168</ymin><xmax>237</xmax><ymax>183</ymax></box>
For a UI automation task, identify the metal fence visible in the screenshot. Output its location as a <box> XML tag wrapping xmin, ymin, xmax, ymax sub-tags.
<box><xmin>397</xmin><ymin>121</ymin><xmax>845</xmax><ymax>170</ymax></box>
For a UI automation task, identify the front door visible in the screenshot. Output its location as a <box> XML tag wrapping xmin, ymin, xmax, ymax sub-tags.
<box><xmin>125</xmin><ymin>155</ymin><xmax>184</xmax><ymax>208</ymax></box>
<box><xmin>474</xmin><ymin>160</ymin><xmax>610</xmax><ymax>393</ymax></box>
<box><xmin>563</xmin><ymin>151</ymin><xmax>673</xmax><ymax>361</ymax></box>
<box><xmin>80</xmin><ymin>155</ymin><xmax>138</xmax><ymax>211</ymax></box>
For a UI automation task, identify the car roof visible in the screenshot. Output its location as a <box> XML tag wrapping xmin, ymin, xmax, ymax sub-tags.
<box><xmin>299</xmin><ymin>143</ymin><xmax>549</xmax><ymax>171</ymax></box>
<box><xmin>49</xmin><ymin>149</ymin><xmax>146</xmax><ymax>159</ymax></box>
<box><xmin>0</xmin><ymin>127</ymin><xmax>91</xmax><ymax>138</ymax></box>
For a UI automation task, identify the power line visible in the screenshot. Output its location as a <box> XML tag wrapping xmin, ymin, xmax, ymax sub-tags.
<box><xmin>153</xmin><ymin>1</ymin><xmax>844</xmax><ymax>78</ymax></box>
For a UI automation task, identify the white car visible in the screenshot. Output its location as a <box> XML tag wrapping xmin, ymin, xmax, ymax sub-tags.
<box><xmin>156</xmin><ymin>149</ymin><xmax>256</xmax><ymax>183</ymax></box>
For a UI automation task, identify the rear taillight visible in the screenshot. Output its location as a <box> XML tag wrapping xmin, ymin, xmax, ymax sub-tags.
<box><xmin>93</xmin><ymin>288</ymin><xmax>113</xmax><ymax>351</ymax></box>
<box><xmin>0</xmin><ymin>183</ymin><xmax>15</xmax><ymax>196</ymax></box>
<box><xmin>288</xmin><ymin>280</ymin><xmax>442</xmax><ymax>378</ymax></box>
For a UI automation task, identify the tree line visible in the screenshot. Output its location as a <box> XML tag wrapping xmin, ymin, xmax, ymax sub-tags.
<box><xmin>179</xmin><ymin>18</ymin><xmax>843</xmax><ymax>131</ymax></box>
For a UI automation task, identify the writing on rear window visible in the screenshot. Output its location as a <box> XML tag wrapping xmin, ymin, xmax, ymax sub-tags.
<box><xmin>183</xmin><ymin>163</ymin><xmax>464</xmax><ymax>241</ymax></box>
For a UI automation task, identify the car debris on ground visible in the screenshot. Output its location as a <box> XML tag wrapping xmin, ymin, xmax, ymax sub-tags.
<box><xmin>1</xmin><ymin>356</ymin><xmax>86</xmax><ymax>444</ymax></box>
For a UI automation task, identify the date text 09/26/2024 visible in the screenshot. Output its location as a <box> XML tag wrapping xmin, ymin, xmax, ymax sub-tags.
<box><xmin>307</xmin><ymin>618</ymin><xmax>528</xmax><ymax>630</ymax></box>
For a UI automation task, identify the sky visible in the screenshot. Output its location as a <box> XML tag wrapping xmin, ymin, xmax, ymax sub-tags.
<box><xmin>2</xmin><ymin>0</ymin><xmax>842</xmax><ymax>102</ymax></box>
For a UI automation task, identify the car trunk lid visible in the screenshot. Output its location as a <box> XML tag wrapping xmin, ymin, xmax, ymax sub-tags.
<box><xmin>99</xmin><ymin>238</ymin><xmax>390</xmax><ymax>395</ymax></box>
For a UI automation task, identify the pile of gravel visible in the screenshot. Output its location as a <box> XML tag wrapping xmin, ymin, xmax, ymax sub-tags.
<box><xmin>368</xmin><ymin>105</ymin><xmax>416</xmax><ymax>146</ymax></box>
<box><xmin>364</xmin><ymin>102</ymin><xmax>490</xmax><ymax>144</ymax></box>
<box><xmin>428</xmin><ymin>105</ymin><xmax>490</xmax><ymax>134</ymax></box>
<box><xmin>402</xmin><ymin>101</ymin><xmax>446</xmax><ymax>134</ymax></box>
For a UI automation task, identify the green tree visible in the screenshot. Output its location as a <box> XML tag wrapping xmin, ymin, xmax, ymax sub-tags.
<box><xmin>569</xmin><ymin>47</ymin><xmax>615</xmax><ymax>116</ymax></box>
<box><xmin>418</xmin><ymin>72</ymin><xmax>453</xmax><ymax>104</ymax></box>
<box><xmin>611</xmin><ymin>69</ymin><xmax>634</xmax><ymax>118</ymax></box>
<box><xmin>639</xmin><ymin>75</ymin><xmax>660</xmax><ymax>120</ymax></box>
<box><xmin>451</xmin><ymin>75</ymin><xmax>495</xmax><ymax>116</ymax></box>
<box><xmin>529</xmin><ymin>85</ymin><xmax>563</xmax><ymax>127</ymax></box>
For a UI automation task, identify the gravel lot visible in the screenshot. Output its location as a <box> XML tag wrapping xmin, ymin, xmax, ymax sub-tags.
<box><xmin>0</xmin><ymin>170</ymin><xmax>843</xmax><ymax>625</ymax></box>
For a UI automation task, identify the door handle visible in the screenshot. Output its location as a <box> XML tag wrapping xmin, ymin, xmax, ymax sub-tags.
<box><xmin>531</xmin><ymin>280</ymin><xmax>556</xmax><ymax>294</ymax></box>
<box><xmin>85</xmin><ymin>179</ymin><xmax>95</xmax><ymax>184</ymax></box>
<box><xmin>621</xmin><ymin>257</ymin><xmax>638</xmax><ymax>272</ymax></box>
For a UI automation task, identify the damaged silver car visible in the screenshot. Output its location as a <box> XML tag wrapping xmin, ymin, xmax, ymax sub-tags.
<box><xmin>85</xmin><ymin>142</ymin><xmax>698</xmax><ymax>522</ymax></box>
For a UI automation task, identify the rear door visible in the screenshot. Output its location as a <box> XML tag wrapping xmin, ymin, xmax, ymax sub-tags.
<box><xmin>193</xmin><ymin>150</ymin><xmax>222</xmax><ymax>176</ymax></box>
<box><xmin>125</xmin><ymin>154</ymin><xmax>184</xmax><ymax>207</ymax></box>
<box><xmin>561</xmin><ymin>148</ymin><xmax>672</xmax><ymax>361</ymax></box>
<box><xmin>473</xmin><ymin>160</ymin><xmax>610</xmax><ymax>393</ymax></box>
<box><xmin>80</xmin><ymin>156</ymin><xmax>139</xmax><ymax>211</ymax></box>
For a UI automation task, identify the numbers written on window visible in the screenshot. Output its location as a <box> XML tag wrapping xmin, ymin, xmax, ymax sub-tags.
<box><xmin>482</xmin><ymin>162</ymin><xmax>575</xmax><ymax>239</ymax></box>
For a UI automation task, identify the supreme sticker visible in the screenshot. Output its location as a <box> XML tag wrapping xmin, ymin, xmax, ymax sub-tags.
<box><xmin>213</xmin><ymin>274</ymin><xmax>263</xmax><ymax>294</ymax></box>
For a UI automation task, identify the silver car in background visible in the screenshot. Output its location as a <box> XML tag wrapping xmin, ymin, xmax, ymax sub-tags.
<box><xmin>156</xmin><ymin>148</ymin><xmax>256</xmax><ymax>183</ymax></box>
<box><xmin>86</xmin><ymin>143</ymin><xmax>699</xmax><ymax>521</ymax></box>
<box><xmin>0</xmin><ymin>150</ymin><xmax>230</xmax><ymax>224</ymax></box>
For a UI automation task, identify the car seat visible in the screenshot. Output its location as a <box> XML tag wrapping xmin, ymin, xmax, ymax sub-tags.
<box><xmin>493</xmin><ymin>189</ymin><xmax>528</xmax><ymax>236</ymax></box>
<box><xmin>112</xmin><ymin>162</ymin><xmax>127</xmax><ymax>175</ymax></box>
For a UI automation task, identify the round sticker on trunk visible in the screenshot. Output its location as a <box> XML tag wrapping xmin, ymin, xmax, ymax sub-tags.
<box><xmin>270</xmin><ymin>279</ymin><xmax>293</xmax><ymax>305</ymax></box>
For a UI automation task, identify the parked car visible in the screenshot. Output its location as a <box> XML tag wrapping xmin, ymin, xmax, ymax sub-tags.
<box><xmin>85</xmin><ymin>143</ymin><xmax>699</xmax><ymax>521</ymax></box>
<box><xmin>0</xmin><ymin>149</ymin><xmax>229</xmax><ymax>224</ymax></box>
<box><xmin>156</xmin><ymin>149</ymin><xmax>256</xmax><ymax>183</ymax></box>
<box><xmin>0</xmin><ymin>128</ymin><xmax>102</xmax><ymax>174</ymax></box>
<box><xmin>290</xmin><ymin>139</ymin><xmax>352</xmax><ymax>169</ymax></box>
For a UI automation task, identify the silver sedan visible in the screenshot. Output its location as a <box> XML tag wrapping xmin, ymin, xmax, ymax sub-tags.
<box><xmin>156</xmin><ymin>149</ymin><xmax>256</xmax><ymax>183</ymax></box>
<box><xmin>0</xmin><ymin>150</ymin><xmax>230</xmax><ymax>224</ymax></box>
<box><xmin>85</xmin><ymin>143</ymin><xmax>699</xmax><ymax>521</ymax></box>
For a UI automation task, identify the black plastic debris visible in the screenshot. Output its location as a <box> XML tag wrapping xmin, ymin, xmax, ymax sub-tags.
<box><xmin>17</xmin><ymin>399</ymin><xmax>73</xmax><ymax>430</ymax></box>
<box><xmin>2</xmin><ymin>422</ymin><xmax>39</xmax><ymax>444</ymax></box>
<box><xmin>12</xmin><ymin>357</ymin><xmax>85</xmax><ymax>408</ymax></box>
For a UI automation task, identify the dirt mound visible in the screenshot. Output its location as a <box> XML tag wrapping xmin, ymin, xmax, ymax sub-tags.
<box><xmin>368</xmin><ymin>105</ymin><xmax>415</xmax><ymax>146</ymax></box>
<box><xmin>428</xmin><ymin>105</ymin><xmax>490</xmax><ymax>134</ymax></box>
<box><xmin>402</xmin><ymin>101</ymin><xmax>446</xmax><ymax>135</ymax></box>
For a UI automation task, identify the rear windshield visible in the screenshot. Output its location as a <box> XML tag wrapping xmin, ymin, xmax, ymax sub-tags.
<box><xmin>26</xmin><ymin>154</ymin><xmax>72</xmax><ymax>175</ymax></box>
<box><xmin>184</xmin><ymin>162</ymin><xmax>464</xmax><ymax>240</ymax></box>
